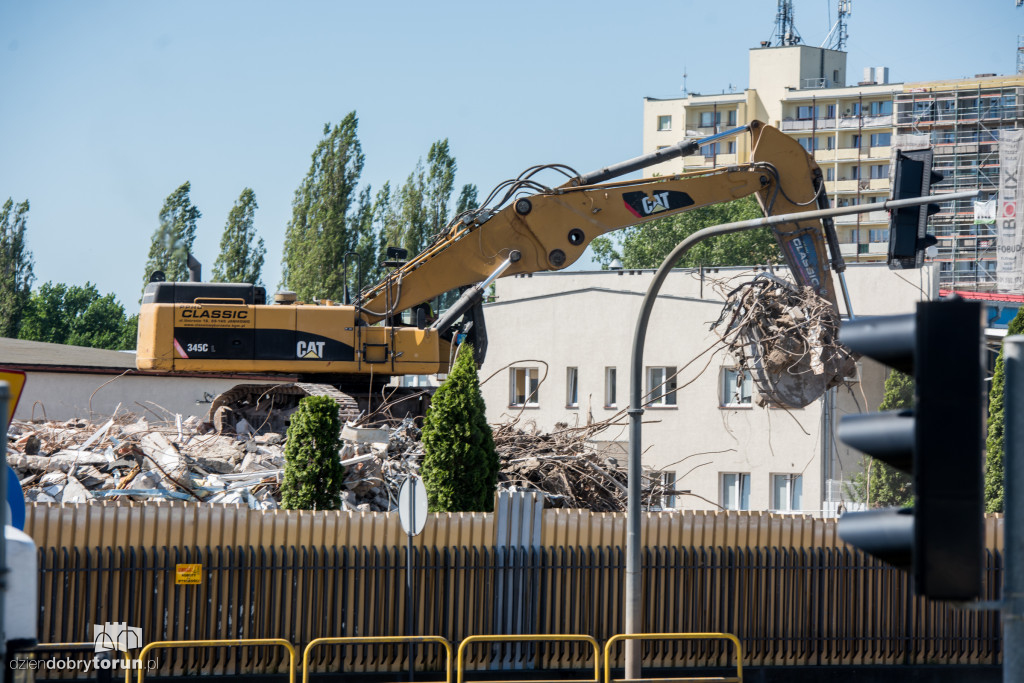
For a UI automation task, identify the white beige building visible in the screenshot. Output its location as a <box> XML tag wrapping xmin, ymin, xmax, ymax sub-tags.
<box><xmin>643</xmin><ymin>45</ymin><xmax>898</xmax><ymax>264</ymax></box>
<box><xmin>479</xmin><ymin>263</ymin><xmax>938</xmax><ymax>516</ymax></box>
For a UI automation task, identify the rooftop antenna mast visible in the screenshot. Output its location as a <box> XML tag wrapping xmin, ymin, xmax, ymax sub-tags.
<box><xmin>681</xmin><ymin>65</ymin><xmax>689</xmax><ymax>96</ymax></box>
<box><xmin>821</xmin><ymin>0</ymin><xmax>851</xmax><ymax>50</ymax></box>
<box><xmin>770</xmin><ymin>0</ymin><xmax>802</xmax><ymax>46</ymax></box>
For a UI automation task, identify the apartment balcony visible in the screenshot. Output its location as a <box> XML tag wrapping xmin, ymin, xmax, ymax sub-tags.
<box><xmin>833</xmin><ymin>210</ymin><xmax>888</xmax><ymax>226</ymax></box>
<box><xmin>833</xmin><ymin>179</ymin><xmax>860</xmax><ymax>192</ymax></box>
<box><xmin>865</xmin><ymin>145</ymin><xmax>892</xmax><ymax>160</ymax></box>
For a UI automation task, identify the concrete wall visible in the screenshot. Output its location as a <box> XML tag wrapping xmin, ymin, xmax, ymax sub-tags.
<box><xmin>13</xmin><ymin>371</ymin><xmax>243</xmax><ymax>423</ymax></box>
<box><xmin>479</xmin><ymin>263</ymin><xmax>938</xmax><ymax>515</ymax></box>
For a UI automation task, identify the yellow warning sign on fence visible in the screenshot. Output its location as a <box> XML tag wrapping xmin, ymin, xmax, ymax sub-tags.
<box><xmin>175</xmin><ymin>564</ymin><xmax>202</xmax><ymax>585</ymax></box>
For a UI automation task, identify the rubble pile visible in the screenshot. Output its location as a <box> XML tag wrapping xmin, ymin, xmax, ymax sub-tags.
<box><xmin>5</xmin><ymin>409</ymin><xmax>662</xmax><ymax>512</ymax></box>
<box><xmin>494</xmin><ymin>421</ymin><xmax>643</xmax><ymax>512</ymax></box>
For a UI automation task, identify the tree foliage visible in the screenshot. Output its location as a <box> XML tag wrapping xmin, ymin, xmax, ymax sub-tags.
<box><xmin>589</xmin><ymin>195</ymin><xmax>780</xmax><ymax>269</ymax></box>
<box><xmin>282</xmin><ymin>114</ymin><xmax>367</xmax><ymax>302</ymax></box>
<box><xmin>212</xmin><ymin>188</ymin><xmax>265</xmax><ymax>286</ymax></box>
<box><xmin>19</xmin><ymin>281</ymin><xmax>136</xmax><ymax>350</ymax></box>
<box><xmin>847</xmin><ymin>370</ymin><xmax>915</xmax><ymax>508</ymax></box>
<box><xmin>421</xmin><ymin>344</ymin><xmax>498</xmax><ymax>512</ymax></box>
<box><xmin>392</xmin><ymin>139</ymin><xmax>458</xmax><ymax>257</ymax></box>
<box><xmin>0</xmin><ymin>198</ymin><xmax>34</xmax><ymax>337</ymax></box>
<box><xmin>455</xmin><ymin>183</ymin><xmax>479</xmax><ymax>215</ymax></box>
<box><xmin>281</xmin><ymin>395</ymin><xmax>345</xmax><ymax>511</ymax></box>
<box><xmin>985</xmin><ymin>307</ymin><xmax>1024</xmax><ymax>513</ymax></box>
<box><xmin>143</xmin><ymin>182</ymin><xmax>201</xmax><ymax>290</ymax></box>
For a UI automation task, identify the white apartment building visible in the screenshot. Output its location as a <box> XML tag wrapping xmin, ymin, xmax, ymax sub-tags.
<box><xmin>479</xmin><ymin>263</ymin><xmax>938</xmax><ymax>516</ymax></box>
<box><xmin>643</xmin><ymin>45</ymin><xmax>898</xmax><ymax>264</ymax></box>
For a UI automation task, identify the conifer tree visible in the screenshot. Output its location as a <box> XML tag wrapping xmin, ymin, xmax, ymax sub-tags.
<box><xmin>847</xmin><ymin>369</ymin><xmax>914</xmax><ymax>507</ymax></box>
<box><xmin>281</xmin><ymin>396</ymin><xmax>345</xmax><ymax>511</ymax></box>
<box><xmin>421</xmin><ymin>344</ymin><xmax>498</xmax><ymax>512</ymax></box>
<box><xmin>985</xmin><ymin>307</ymin><xmax>1024</xmax><ymax>513</ymax></box>
<box><xmin>213</xmin><ymin>188</ymin><xmax>265</xmax><ymax>286</ymax></box>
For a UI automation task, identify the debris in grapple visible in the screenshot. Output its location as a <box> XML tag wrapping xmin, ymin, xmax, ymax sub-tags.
<box><xmin>712</xmin><ymin>274</ymin><xmax>856</xmax><ymax>408</ymax></box>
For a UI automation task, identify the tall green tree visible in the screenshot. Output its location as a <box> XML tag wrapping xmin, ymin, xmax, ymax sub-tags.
<box><xmin>847</xmin><ymin>370</ymin><xmax>915</xmax><ymax>508</ymax></box>
<box><xmin>19</xmin><ymin>281</ymin><xmax>136</xmax><ymax>350</ymax></box>
<box><xmin>212</xmin><ymin>188</ymin><xmax>265</xmax><ymax>286</ymax></box>
<box><xmin>589</xmin><ymin>195</ymin><xmax>780</xmax><ymax>269</ymax></box>
<box><xmin>0</xmin><ymin>198</ymin><xmax>34</xmax><ymax>337</ymax></box>
<box><xmin>985</xmin><ymin>307</ymin><xmax>1024</xmax><ymax>513</ymax></box>
<box><xmin>280</xmin><ymin>395</ymin><xmax>345</xmax><ymax>511</ymax></box>
<box><xmin>396</xmin><ymin>160</ymin><xmax>428</xmax><ymax>256</ymax></box>
<box><xmin>421</xmin><ymin>344</ymin><xmax>499</xmax><ymax>512</ymax></box>
<box><xmin>143</xmin><ymin>182</ymin><xmax>201</xmax><ymax>289</ymax></box>
<box><xmin>282</xmin><ymin>114</ymin><xmax>367</xmax><ymax>302</ymax></box>
<box><xmin>455</xmin><ymin>184</ymin><xmax>479</xmax><ymax>215</ymax></box>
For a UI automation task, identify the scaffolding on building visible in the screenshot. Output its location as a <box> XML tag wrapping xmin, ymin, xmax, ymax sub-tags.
<box><xmin>895</xmin><ymin>84</ymin><xmax>1024</xmax><ymax>292</ymax></box>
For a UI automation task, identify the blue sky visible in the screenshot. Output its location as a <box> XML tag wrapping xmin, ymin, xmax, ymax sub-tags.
<box><xmin>1</xmin><ymin>1</ymin><xmax>1021</xmax><ymax>309</ymax></box>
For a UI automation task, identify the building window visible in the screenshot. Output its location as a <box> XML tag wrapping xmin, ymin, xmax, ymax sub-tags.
<box><xmin>701</xmin><ymin>142</ymin><xmax>721</xmax><ymax>157</ymax></box>
<box><xmin>725</xmin><ymin>141</ymin><xmax>736</xmax><ymax>154</ymax></box>
<box><xmin>797</xmin><ymin>137</ymin><xmax>816</xmax><ymax>152</ymax></box>
<box><xmin>605</xmin><ymin>367</ymin><xmax>617</xmax><ymax>408</ymax></box>
<box><xmin>796</xmin><ymin>105</ymin><xmax>817</xmax><ymax>120</ymax></box>
<box><xmin>566</xmin><ymin>367</ymin><xmax>579</xmax><ymax>408</ymax></box>
<box><xmin>870</xmin><ymin>132</ymin><xmax>891</xmax><ymax>147</ymax></box>
<box><xmin>848</xmin><ymin>165</ymin><xmax>860</xmax><ymax>180</ymax></box>
<box><xmin>721</xmin><ymin>367</ymin><xmax>753</xmax><ymax>407</ymax></box>
<box><xmin>772</xmin><ymin>474</ymin><xmax>803</xmax><ymax>512</ymax></box>
<box><xmin>870</xmin><ymin>163</ymin><xmax>889</xmax><ymax>179</ymax></box>
<box><xmin>653</xmin><ymin>471</ymin><xmax>677</xmax><ymax>509</ymax></box>
<box><xmin>849</xmin><ymin>134</ymin><xmax>861</xmax><ymax>149</ymax></box>
<box><xmin>510</xmin><ymin>367</ymin><xmax>539</xmax><ymax>406</ymax></box>
<box><xmin>699</xmin><ymin>111</ymin><xmax>721</xmax><ymax>128</ymax></box>
<box><xmin>849</xmin><ymin>102</ymin><xmax>862</xmax><ymax>116</ymax></box>
<box><xmin>646</xmin><ymin>366</ymin><xmax>677</xmax><ymax>407</ymax></box>
<box><xmin>869</xmin><ymin>229</ymin><xmax>890</xmax><ymax>243</ymax></box>
<box><xmin>826</xmin><ymin>104</ymin><xmax>836</xmax><ymax>119</ymax></box>
<box><xmin>826</xmin><ymin>167</ymin><xmax>835</xmax><ymax>181</ymax></box>
<box><xmin>657</xmin><ymin>115</ymin><xmax>672</xmax><ymax>131</ymax></box>
<box><xmin>849</xmin><ymin>229</ymin><xmax>860</xmax><ymax>243</ymax></box>
<box><xmin>869</xmin><ymin>100</ymin><xmax>893</xmax><ymax>116</ymax></box>
<box><xmin>726</xmin><ymin>109</ymin><xmax>737</xmax><ymax>126</ymax></box>
<box><xmin>721</xmin><ymin>473</ymin><xmax>751</xmax><ymax>511</ymax></box>
<box><xmin>826</xmin><ymin>135</ymin><xmax>835</xmax><ymax>150</ymax></box>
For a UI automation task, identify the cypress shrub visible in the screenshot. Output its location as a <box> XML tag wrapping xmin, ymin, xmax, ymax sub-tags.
<box><xmin>421</xmin><ymin>344</ymin><xmax>498</xmax><ymax>512</ymax></box>
<box><xmin>281</xmin><ymin>395</ymin><xmax>345</xmax><ymax>510</ymax></box>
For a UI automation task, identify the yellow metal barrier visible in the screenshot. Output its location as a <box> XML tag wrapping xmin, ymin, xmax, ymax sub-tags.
<box><xmin>603</xmin><ymin>633</ymin><xmax>743</xmax><ymax>683</ymax></box>
<box><xmin>13</xmin><ymin>642</ymin><xmax>134</xmax><ymax>683</ymax></box>
<box><xmin>456</xmin><ymin>634</ymin><xmax>601</xmax><ymax>683</ymax></box>
<box><xmin>135</xmin><ymin>638</ymin><xmax>297</xmax><ymax>683</ymax></box>
<box><xmin>302</xmin><ymin>636</ymin><xmax>453</xmax><ymax>683</ymax></box>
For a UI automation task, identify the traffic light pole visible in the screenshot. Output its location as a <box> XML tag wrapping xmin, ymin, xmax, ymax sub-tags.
<box><xmin>623</xmin><ymin>188</ymin><xmax>978</xmax><ymax>678</ymax></box>
<box><xmin>1004</xmin><ymin>335</ymin><xmax>1024</xmax><ymax>683</ymax></box>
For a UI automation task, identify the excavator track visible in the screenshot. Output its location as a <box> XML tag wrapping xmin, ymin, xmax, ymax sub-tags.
<box><xmin>208</xmin><ymin>382</ymin><xmax>362</xmax><ymax>435</ymax></box>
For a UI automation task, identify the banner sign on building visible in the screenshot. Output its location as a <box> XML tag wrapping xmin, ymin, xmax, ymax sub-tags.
<box><xmin>974</xmin><ymin>200</ymin><xmax>996</xmax><ymax>225</ymax></box>
<box><xmin>998</xmin><ymin>129</ymin><xmax>1024</xmax><ymax>293</ymax></box>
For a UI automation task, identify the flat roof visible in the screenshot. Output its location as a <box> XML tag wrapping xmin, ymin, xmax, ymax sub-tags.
<box><xmin>0</xmin><ymin>337</ymin><xmax>135</xmax><ymax>370</ymax></box>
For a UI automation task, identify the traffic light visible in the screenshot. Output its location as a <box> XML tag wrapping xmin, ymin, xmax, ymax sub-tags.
<box><xmin>888</xmin><ymin>149</ymin><xmax>942</xmax><ymax>270</ymax></box>
<box><xmin>837</xmin><ymin>297</ymin><xmax>984</xmax><ymax>600</ymax></box>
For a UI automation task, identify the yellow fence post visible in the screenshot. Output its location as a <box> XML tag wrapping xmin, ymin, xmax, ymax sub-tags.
<box><xmin>135</xmin><ymin>638</ymin><xmax>297</xmax><ymax>683</ymax></box>
<box><xmin>456</xmin><ymin>634</ymin><xmax>601</xmax><ymax>683</ymax></box>
<box><xmin>301</xmin><ymin>636</ymin><xmax>453</xmax><ymax>683</ymax></box>
<box><xmin>602</xmin><ymin>633</ymin><xmax>743</xmax><ymax>683</ymax></box>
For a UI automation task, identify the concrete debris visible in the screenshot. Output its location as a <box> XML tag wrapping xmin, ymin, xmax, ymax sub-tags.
<box><xmin>7</xmin><ymin>404</ymin><xmax>669</xmax><ymax>512</ymax></box>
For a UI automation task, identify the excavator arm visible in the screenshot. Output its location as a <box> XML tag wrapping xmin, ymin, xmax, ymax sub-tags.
<box><xmin>359</xmin><ymin>120</ymin><xmax>842</xmax><ymax>323</ymax></box>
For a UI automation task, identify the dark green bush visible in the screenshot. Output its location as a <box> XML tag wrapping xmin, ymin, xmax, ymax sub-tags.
<box><xmin>421</xmin><ymin>344</ymin><xmax>498</xmax><ymax>512</ymax></box>
<box><xmin>281</xmin><ymin>395</ymin><xmax>345</xmax><ymax>510</ymax></box>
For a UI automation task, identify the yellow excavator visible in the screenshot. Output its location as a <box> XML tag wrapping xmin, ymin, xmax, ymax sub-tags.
<box><xmin>136</xmin><ymin>120</ymin><xmax>848</xmax><ymax>429</ymax></box>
